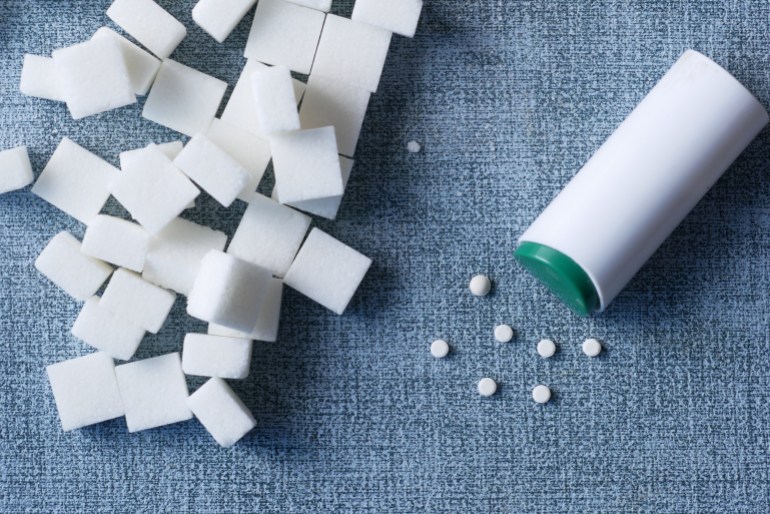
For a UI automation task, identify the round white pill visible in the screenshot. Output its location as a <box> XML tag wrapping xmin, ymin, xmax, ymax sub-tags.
<box><xmin>494</xmin><ymin>324</ymin><xmax>514</xmax><ymax>343</ymax></box>
<box><xmin>532</xmin><ymin>385</ymin><xmax>551</xmax><ymax>404</ymax></box>
<box><xmin>537</xmin><ymin>338</ymin><xmax>556</xmax><ymax>358</ymax></box>
<box><xmin>430</xmin><ymin>339</ymin><xmax>449</xmax><ymax>358</ymax></box>
<box><xmin>469</xmin><ymin>274</ymin><xmax>492</xmax><ymax>297</ymax></box>
<box><xmin>582</xmin><ymin>338</ymin><xmax>602</xmax><ymax>357</ymax></box>
<box><xmin>477</xmin><ymin>378</ymin><xmax>497</xmax><ymax>397</ymax></box>
<box><xmin>407</xmin><ymin>140</ymin><xmax>421</xmax><ymax>153</ymax></box>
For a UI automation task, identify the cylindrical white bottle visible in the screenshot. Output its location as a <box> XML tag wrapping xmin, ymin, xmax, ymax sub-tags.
<box><xmin>515</xmin><ymin>50</ymin><xmax>769</xmax><ymax>315</ymax></box>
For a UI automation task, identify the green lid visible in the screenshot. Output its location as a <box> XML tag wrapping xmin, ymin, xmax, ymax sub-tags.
<box><xmin>514</xmin><ymin>242</ymin><xmax>600</xmax><ymax>316</ymax></box>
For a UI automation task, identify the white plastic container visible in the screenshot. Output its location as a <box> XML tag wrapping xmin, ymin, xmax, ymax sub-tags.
<box><xmin>515</xmin><ymin>50</ymin><xmax>768</xmax><ymax>315</ymax></box>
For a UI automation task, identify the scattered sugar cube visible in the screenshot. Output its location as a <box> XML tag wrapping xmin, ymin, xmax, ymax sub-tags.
<box><xmin>407</xmin><ymin>140</ymin><xmax>421</xmax><ymax>153</ymax></box>
<box><xmin>46</xmin><ymin>352</ymin><xmax>124</xmax><ymax>431</ymax></box>
<box><xmin>173</xmin><ymin>134</ymin><xmax>250</xmax><ymax>207</ymax></box>
<box><xmin>31</xmin><ymin>137</ymin><xmax>117</xmax><ymax>223</ymax></box>
<box><xmin>351</xmin><ymin>0</ymin><xmax>424</xmax><ymax>38</ymax></box>
<box><xmin>156</xmin><ymin>141</ymin><xmax>184</xmax><ymax>160</ymax></box>
<box><xmin>0</xmin><ymin>146</ymin><xmax>34</xmax><ymax>194</ymax></box>
<box><xmin>251</xmin><ymin>65</ymin><xmax>301</xmax><ymax>135</ymax></box>
<box><xmin>430</xmin><ymin>339</ymin><xmax>449</xmax><ymax>359</ymax></box>
<box><xmin>72</xmin><ymin>297</ymin><xmax>146</xmax><ymax>361</ymax></box>
<box><xmin>92</xmin><ymin>27</ymin><xmax>161</xmax><ymax>96</ymax></box>
<box><xmin>279</xmin><ymin>156</ymin><xmax>353</xmax><ymax>220</ymax></box>
<box><xmin>494</xmin><ymin>324</ymin><xmax>514</xmax><ymax>343</ymax></box>
<box><xmin>537</xmin><ymin>338</ymin><xmax>556</xmax><ymax>358</ymax></box>
<box><xmin>311</xmin><ymin>14</ymin><xmax>392</xmax><ymax>93</ymax></box>
<box><xmin>53</xmin><ymin>37</ymin><xmax>136</xmax><ymax>119</ymax></box>
<box><xmin>469</xmin><ymin>274</ymin><xmax>491</xmax><ymax>297</ymax></box>
<box><xmin>106</xmin><ymin>0</ymin><xmax>187</xmax><ymax>59</ymax></box>
<box><xmin>193</xmin><ymin>0</ymin><xmax>257</xmax><ymax>43</ymax></box>
<box><xmin>284</xmin><ymin>0</ymin><xmax>332</xmax><ymax>11</ymax></box>
<box><xmin>227</xmin><ymin>194</ymin><xmax>311</xmax><ymax>277</ymax></box>
<box><xmin>35</xmin><ymin>232</ymin><xmax>114</xmax><ymax>300</ymax></box>
<box><xmin>115</xmin><ymin>353</ymin><xmax>192</xmax><ymax>432</ymax></box>
<box><xmin>187</xmin><ymin>250</ymin><xmax>272</xmax><ymax>333</ymax></box>
<box><xmin>143</xmin><ymin>59</ymin><xmax>227</xmax><ymax>137</ymax></box>
<box><xmin>112</xmin><ymin>144</ymin><xmax>200</xmax><ymax>233</ymax></box>
<box><xmin>532</xmin><ymin>384</ymin><xmax>551</xmax><ymax>404</ymax></box>
<box><xmin>207</xmin><ymin>277</ymin><xmax>283</xmax><ymax>342</ymax></box>
<box><xmin>100</xmin><ymin>268</ymin><xmax>176</xmax><ymax>334</ymax></box>
<box><xmin>270</xmin><ymin>127</ymin><xmax>345</xmax><ymax>204</ymax></box>
<box><xmin>206</xmin><ymin>118</ymin><xmax>270</xmax><ymax>202</ymax></box>
<box><xmin>582</xmin><ymin>338</ymin><xmax>602</xmax><ymax>357</ymax></box>
<box><xmin>143</xmin><ymin>217</ymin><xmax>227</xmax><ymax>295</ymax></box>
<box><xmin>81</xmin><ymin>215</ymin><xmax>150</xmax><ymax>273</ymax></box>
<box><xmin>299</xmin><ymin>75</ymin><xmax>371</xmax><ymax>157</ymax></box>
<box><xmin>477</xmin><ymin>378</ymin><xmax>497</xmax><ymax>397</ymax></box>
<box><xmin>244</xmin><ymin>0</ymin><xmax>325</xmax><ymax>75</ymax></box>
<box><xmin>19</xmin><ymin>54</ymin><xmax>64</xmax><ymax>101</ymax></box>
<box><xmin>187</xmin><ymin>378</ymin><xmax>256</xmax><ymax>448</ymax></box>
<box><xmin>283</xmin><ymin>228</ymin><xmax>372</xmax><ymax>315</ymax></box>
<box><xmin>182</xmin><ymin>333</ymin><xmax>253</xmax><ymax>379</ymax></box>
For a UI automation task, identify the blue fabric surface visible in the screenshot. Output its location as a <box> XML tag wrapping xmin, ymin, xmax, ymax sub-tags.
<box><xmin>2</xmin><ymin>1</ymin><xmax>770</xmax><ymax>512</ymax></box>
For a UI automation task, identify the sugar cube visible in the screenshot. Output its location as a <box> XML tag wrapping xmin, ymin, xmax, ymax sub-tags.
<box><xmin>143</xmin><ymin>217</ymin><xmax>227</xmax><ymax>295</ymax></box>
<box><xmin>279</xmin><ymin>156</ymin><xmax>353</xmax><ymax>220</ymax></box>
<box><xmin>243</xmin><ymin>0</ymin><xmax>325</xmax><ymax>75</ymax></box>
<box><xmin>53</xmin><ymin>37</ymin><xmax>136</xmax><ymax>119</ymax></box>
<box><xmin>270</xmin><ymin>127</ymin><xmax>344</xmax><ymax>204</ymax></box>
<box><xmin>115</xmin><ymin>353</ymin><xmax>192</xmax><ymax>432</ymax></box>
<box><xmin>106</xmin><ymin>0</ymin><xmax>187</xmax><ymax>59</ymax></box>
<box><xmin>284</xmin><ymin>0</ymin><xmax>332</xmax><ymax>12</ymax></box>
<box><xmin>173</xmin><ymin>134</ymin><xmax>250</xmax><ymax>208</ymax></box>
<box><xmin>143</xmin><ymin>59</ymin><xmax>227</xmax><ymax>137</ymax></box>
<box><xmin>182</xmin><ymin>333</ymin><xmax>253</xmax><ymax>379</ymax></box>
<box><xmin>112</xmin><ymin>144</ymin><xmax>200</xmax><ymax>234</ymax></box>
<box><xmin>208</xmin><ymin>277</ymin><xmax>283</xmax><ymax>342</ymax></box>
<box><xmin>351</xmin><ymin>0</ymin><xmax>423</xmax><ymax>38</ymax></box>
<box><xmin>0</xmin><ymin>146</ymin><xmax>34</xmax><ymax>194</ymax></box>
<box><xmin>187</xmin><ymin>250</ymin><xmax>271</xmax><ymax>333</ymax></box>
<box><xmin>283</xmin><ymin>228</ymin><xmax>371</xmax><ymax>314</ymax></box>
<box><xmin>81</xmin><ymin>215</ymin><xmax>150</xmax><ymax>273</ymax></box>
<box><xmin>100</xmin><ymin>268</ymin><xmax>176</xmax><ymax>334</ymax></box>
<box><xmin>31</xmin><ymin>137</ymin><xmax>117</xmax><ymax>224</ymax></box>
<box><xmin>35</xmin><ymin>232</ymin><xmax>114</xmax><ymax>301</ymax></box>
<box><xmin>227</xmin><ymin>194</ymin><xmax>311</xmax><ymax>277</ymax></box>
<box><xmin>46</xmin><ymin>352</ymin><xmax>124</xmax><ymax>431</ymax></box>
<box><xmin>192</xmin><ymin>0</ymin><xmax>258</xmax><ymax>43</ymax></box>
<box><xmin>156</xmin><ymin>141</ymin><xmax>184</xmax><ymax>160</ymax></box>
<box><xmin>311</xmin><ymin>14</ymin><xmax>392</xmax><ymax>93</ymax></box>
<box><xmin>72</xmin><ymin>297</ymin><xmax>146</xmax><ymax>361</ymax></box>
<box><xmin>92</xmin><ymin>27</ymin><xmax>161</xmax><ymax>96</ymax></box>
<box><xmin>250</xmin><ymin>65</ymin><xmax>300</xmax><ymax>135</ymax></box>
<box><xmin>187</xmin><ymin>378</ymin><xmax>256</xmax><ymax>448</ymax></box>
<box><xmin>206</xmin><ymin>119</ymin><xmax>270</xmax><ymax>202</ymax></box>
<box><xmin>19</xmin><ymin>54</ymin><xmax>64</xmax><ymax>101</ymax></box>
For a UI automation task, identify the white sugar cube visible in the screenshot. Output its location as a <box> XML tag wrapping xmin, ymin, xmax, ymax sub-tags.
<box><xmin>244</xmin><ymin>0</ymin><xmax>325</xmax><ymax>75</ymax></box>
<box><xmin>156</xmin><ymin>141</ymin><xmax>184</xmax><ymax>160</ymax></box>
<box><xmin>32</xmin><ymin>138</ymin><xmax>117</xmax><ymax>224</ymax></box>
<box><xmin>92</xmin><ymin>27</ymin><xmax>161</xmax><ymax>96</ymax></box>
<box><xmin>281</xmin><ymin>156</ymin><xmax>353</xmax><ymax>220</ymax></box>
<box><xmin>72</xmin><ymin>297</ymin><xmax>146</xmax><ymax>361</ymax></box>
<box><xmin>187</xmin><ymin>250</ymin><xmax>271</xmax><ymax>333</ymax></box>
<box><xmin>46</xmin><ymin>352</ymin><xmax>124</xmax><ymax>432</ymax></box>
<box><xmin>143</xmin><ymin>217</ymin><xmax>227</xmax><ymax>295</ymax></box>
<box><xmin>19</xmin><ymin>54</ymin><xmax>64</xmax><ymax>101</ymax></box>
<box><xmin>284</xmin><ymin>0</ymin><xmax>332</xmax><ymax>12</ymax></box>
<box><xmin>106</xmin><ymin>0</ymin><xmax>187</xmax><ymax>59</ymax></box>
<box><xmin>53</xmin><ymin>37</ymin><xmax>136</xmax><ymax>120</ymax></box>
<box><xmin>173</xmin><ymin>134</ymin><xmax>250</xmax><ymax>207</ymax></box>
<box><xmin>182</xmin><ymin>333</ymin><xmax>252</xmax><ymax>379</ymax></box>
<box><xmin>299</xmin><ymin>75</ymin><xmax>371</xmax><ymax>157</ymax></box>
<box><xmin>351</xmin><ymin>0</ymin><xmax>423</xmax><ymax>38</ymax></box>
<box><xmin>312</xmin><ymin>14</ymin><xmax>392</xmax><ymax>93</ymax></box>
<box><xmin>284</xmin><ymin>228</ymin><xmax>371</xmax><ymax>314</ymax></box>
<box><xmin>0</xmin><ymin>146</ymin><xmax>34</xmax><ymax>194</ymax></box>
<box><xmin>206</xmin><ymin>119</ymin><xmax>270</xmax><ymax>202</ymax></box>
<box><xmin>115</xmin><ymin>353</ymin><xmax>192</xmax><ymax>432</ymax></box>
<box><xmin>35</xmin><ymin>232</ymin><xmax>114</xmax><ymax>301</ymax></box>
<box><xmin>187</xmin><ymin>378</ymin><xmax>256</xmax><ymax>448</ymax></box>
<box><xmin>100</xmin><ymin>268</ymin><xmax>176</xmax><ymax>334</ymax></box>
<box><xmin>81</xmin><ymin>215</ymin><xmax>150</xmax><ymax>273</ymax></box>
<box><xmin>208</xmin><ymin>277</ymin><xmax>283</xmax><ymax>342</ymax></box>
<box><xmin>250</xmin><ymin>65</ymin><xmax>300</xmax><ymax>135</ymax></box>
<box><xmin>192</xmin><ymin>0</ymin><xmax>257</xmax><ymax>43</ymax></box>
<box><xmin>112</xmin><ymin>144</ymin><xmax>200</xmax><ymax>234</ymax></box>
<box><xmin>143</xmin><ymin>59</ymin><xmax>227</xmax><ymax>137</ymax></box>
<box><xmin>227</xmin><ymin>194</ymin><xmax>311</xmax><ymax>277</ymax></box>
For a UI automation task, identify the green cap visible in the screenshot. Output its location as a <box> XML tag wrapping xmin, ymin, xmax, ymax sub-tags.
<box><xmin>514</xmin><ymin>242</ymin><xmax>600</xmax><ymax>316</ymax></box>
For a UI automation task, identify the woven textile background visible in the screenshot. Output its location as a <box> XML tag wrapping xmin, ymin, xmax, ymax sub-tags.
<box><xmin>2</xmin><ymin>0</ymin><xmax>770</xmax><ymax>512</ymax></box>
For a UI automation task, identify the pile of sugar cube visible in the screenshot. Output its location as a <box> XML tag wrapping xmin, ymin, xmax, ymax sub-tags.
<box><xmin>4</xmin><ymin>0</ymin><xmax>423</xmax><ymax>448</ymax></box>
